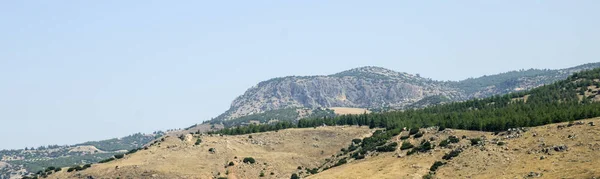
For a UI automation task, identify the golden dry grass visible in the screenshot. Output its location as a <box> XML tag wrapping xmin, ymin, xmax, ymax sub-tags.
<box><xmin>311</xmin><ymin>118</ymin><xmax>600</xmax><ymax>179</ymax></box>
<box><xmin>329</xmin><ymin>107</ymin><xmax>370</xmax><ymax>115</ymax></box>
<box><xmin>50</xmin><ymin>126</ymin><xmax>373</xmax><ymax>179</ymax></box>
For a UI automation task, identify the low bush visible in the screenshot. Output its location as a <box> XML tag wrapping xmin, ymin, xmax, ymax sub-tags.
<box><xmin>291</xmin><ymin>173</ymin><xmax>299</xmax><ymax>179</ymax></box>
<box><xmin>376</xmin><ymin>142</ymin><xmax>398</xmax><ymax>152</ymax></box>
<box><xmin>243</xmin><ymin>157</ymin><xmax>256</xmax><ymax>164</ymax></box>
<box><xmin>448</xmin><ymin>136</ymin><xmax>460</xmax><ymax>143</ymax></box>
<box><xmin>400</xmin><ymin>135</ymin><xmax>410</xmax><ymax>140</ymax></box>
<box><xmin>400</xmin><ymin>142</ymin><xmax>414</xmax><ymax>150</ymax></box>
<box><xmin>439</xmin><ymin>139</ymin><xmax>450</xmax><ymax>147</ymax></box>
<box><xmin>114</xmin><ymin>154</ymin><xmax>125</xmax><ymax>159</ymax></box>
<box><xmin>413</xmin><ymin>133</ymin><xmax>424</xmax><ymax>138</ymax></box>
<box><xmin>442</xmin><ymin>149</ymin><xmax>462</xmax><ymax>160</ymax></box>
<box><xmin>352</xmin><ymin>139</ymin><xmax>362</xmax><ymax>144</ymax></box>
<box><xmin>409</xmin><ymin>128</ymin><xmax>420</xmax><ymax>135</ymax></box>
<box><xmin>430</xmin><ymin>161</ymin><xmax>446</xmax><ymax>172</ymax></box>
<box><xmin>470</xmin><ymin>138</ymin><xmax>482</xmax><ymax>146</ymax></box>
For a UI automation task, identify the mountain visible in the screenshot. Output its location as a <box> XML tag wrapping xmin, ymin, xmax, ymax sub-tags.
<box><xmin>212</xmin><ymin>63</ymin><xmax>600</xmax><ymax>123</ymax></box>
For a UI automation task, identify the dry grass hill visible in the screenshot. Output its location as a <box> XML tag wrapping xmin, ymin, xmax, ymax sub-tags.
<box><xmin>310</xmin><ymin>118</ymin><xmax>600</xmax><ymax>179</ymax></box>
<box><xmin>45</xmin><ymin>117</ymin><xmax>600</xmax><ymax>179</ymax></box>
<box><xmin>48</xmin><ymin>126</ymin><xmax>373</xmax><ymax>179</ymax></box>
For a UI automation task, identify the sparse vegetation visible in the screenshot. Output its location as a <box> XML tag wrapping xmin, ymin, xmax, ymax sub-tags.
<box><xmin>470</xmin><ymin>138</ymin><xmax>482</xmax><ymax>146</ymax></box>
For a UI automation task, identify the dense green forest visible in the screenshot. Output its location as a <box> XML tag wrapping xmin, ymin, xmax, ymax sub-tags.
<box><xmin>213</xmin><ymin>68</ymin><xmax>600</xmax><ymax>134</ymax></box>
<box><xmin>212</xmin><ymin>108</ymin><xmax>335</xmax><ymax>127</ymax></box>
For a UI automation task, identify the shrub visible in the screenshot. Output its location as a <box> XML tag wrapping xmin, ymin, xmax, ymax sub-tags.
<box><xmin>400</xmin><ymin>135</ymin><xmax>410</xmax><ymax>140</ymax></box>
<box><xmin>99</xmin><ymin>157</ymin><xmax>115</xmax><ymax>163</ymax></box>
<box><xmin>439</xmin><ymin>140</ymin><xmax>450</xmax><ymax>147</ymax></box>
<box><xmin>348</xmin><ymin>144</ymin><xmax>359</xmax><ymax>152</ymax></box>
<box><xmin>442</xmin><ymin>149</ymin><xmax>462</xmax><ymax>160</ymax></box>
<box><xmin>67</xmin><ymin>167</ymin><xmax>76</xmax><ymax>172</ymax></box>
<box><xmin>400</xmin><ymin>142</ymin><xmax>415</xmax><ymax>150</ymax></box>
<box><xmin>114</xmin><ymin>154</ymin><xmax>125</xmax><ymax>159</ymax></box>
<box><xmin>195</xmin><ymin>138</ymin><xmax>202</xmax><ymax>145</ymax></box>
<box><xmin>307</xmin><ymin>168</ymin><xmax>319</xmax><ymax>174</ymax></box>
<box><xmin>291</xmin><ymin>173</ymin><xmax>299</xmax><ymax>179</ymax></box>
<box><xmin>413</xmin><ymin>133</ymin><xmax>424</xmax><ymax>138</ymax></box>
<box><xmin>406</xmin><ymin>149</ymin><xmax>417</xmax><ymax>156</ymax></box>
<box><xmin>228</xmin><ymin>161</ymin><xmax>235</xmax><ymax>166</ymax></box>
<box><xmin>409</xmin><ymin>128</ymin><xmax>419</xmax><ymax>135</ymax></box>
<box><xmin>352</xmin><ymin>138</ymin><xmax>362</xmax><ymax>144</ymax></box>
<box><xmin>423</xmin><ymin>173</ymin><xmax>434</xmax><ymax>179</ymax></box>
<box><xmin>260</xmin><ymin>172</ymin><xmax>265</xmax><ymax>177</ymax></box>
<box><xmin>334</xmin><ymin>159</ymin><xmax>347</xmax><ymax>167</ymax></box>
<box><xmin>249</xmin><ymin>135</ymin><xmax>253</xmax><ymax>139</ymax></box>
<box><xmin>376</xmin><ymin>142</ymin><xmax>398</xmax><ymax>152</ymax></box>
<box><xmin>271</xmin><ymin>172</ymin><xmax>275</xmax><ymax>175</ymax></box>
<box><xmin>430</xmin><ymin>161</ymin><xmax>446</xmax><ymax>172</ymax></box>
<box><xmin>497</xmin><ymin>141</ymin><xmax>506</xmax><ymax>146</ymax></box>
<box><xmin>297</xmin><ymin>166</ymin><xmax>302</xmax><ymax>170</ymax></box>
<box><xmin>126</xmin><ymin>148</ymin><xmax>139</xmax><ymax>155</ymax></box>
<box><xmin>438</xmin><ymin>126</ymin><xmax>446</xmax><ymax>131</ymax></box>
<box><xmin>354</xmin><ymin>154</ymin><xmax>366</xmax><ymax>160</ymax></box>
<box><xmin>470</xmin><ymin>138</ymin><xmax>482</xmax><ymax>146</ymax></box>
<box><xmin>448</xmin><ymin>136</ymin><xmax>460</xmax><ymax>143</ymax></box>
<box><xmin>243</xmin><ymin>157</ymin><xmax>256</xmax><ymax>164</ymax></box>
<box><xmin>462</xmin><ymin>135</ymin><xmax>467</xmax><ymax>139</ymax></box>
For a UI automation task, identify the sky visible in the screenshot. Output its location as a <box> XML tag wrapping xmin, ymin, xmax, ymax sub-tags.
<box><xmin>1</xmin><ymin>1</ymin><xmax>598</xmax><ymax>150</ymax></box>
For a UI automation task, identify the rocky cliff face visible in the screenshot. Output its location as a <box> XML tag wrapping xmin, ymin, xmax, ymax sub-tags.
<box><xmin>213</xmin><ymin>63</ymin><xmax>600</xmax><ymax>121</ymax></box>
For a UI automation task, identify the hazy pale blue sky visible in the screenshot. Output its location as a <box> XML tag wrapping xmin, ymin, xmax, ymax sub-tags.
<box><xmin>1</xmin><ymin>1</ymin><xmax>598</xmax><ymax>149</ymax></box>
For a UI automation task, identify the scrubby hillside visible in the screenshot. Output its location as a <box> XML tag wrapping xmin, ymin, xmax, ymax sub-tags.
<box><xmin>47</xmin><ymin>127</ymin><xmax>373</xmax><ymax>179</ymax></box>
<box><xmin>309</xmin><ymin>118</ymin><xmax>600</xmax><ymax>179</ymax></box>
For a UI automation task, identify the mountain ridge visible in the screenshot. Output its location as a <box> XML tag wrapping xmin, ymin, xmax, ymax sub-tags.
<box><xmin>213</xmin><ymin>62</ymin><xmax>600</xmax><ymax>122</ymax></box>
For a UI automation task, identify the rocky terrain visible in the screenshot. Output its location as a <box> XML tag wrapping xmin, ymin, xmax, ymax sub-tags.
<box><xmin>213</xmin><ymin>63</ymin><xmax>600</xmax><ymax>122</ymax></box>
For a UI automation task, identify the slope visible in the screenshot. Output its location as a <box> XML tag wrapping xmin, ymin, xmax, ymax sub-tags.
<box><xmin>47</xmin><ymin>126</ymin><xmax>373</xmax><ymax>179</ymax></box>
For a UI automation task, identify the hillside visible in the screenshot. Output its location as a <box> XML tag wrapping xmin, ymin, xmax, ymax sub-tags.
<box><xmin>47</xmin><ymin>127</ymin><xmax>373</xmax><ymax>179</ymax></box>
<box><xmin>309</xmin><ymin>118</ymin><xmax>600</xmax><ymax>179</ymax></box>
<box><xmin>212</xmin><ymin>63</ymin><xmax>600</xmax><ymax>123</ymax></box>
<box><xmin>0</xmin><ymin>133</ymin><xmax>162</xmax><ymax>179</ymax></box>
